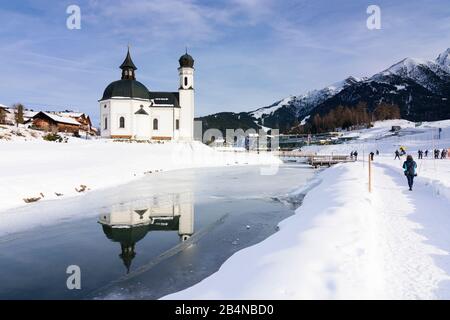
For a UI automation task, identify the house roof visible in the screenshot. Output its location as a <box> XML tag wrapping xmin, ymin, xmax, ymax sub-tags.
<box><xmin>56</xmin><ymin>111</ymin><xmax>85</xmax><ymax>118</ymax></box>
<box><xmin>33</xmin><ymin>112</ymin><xmax>81</xmax><ymax>126</ymax></box>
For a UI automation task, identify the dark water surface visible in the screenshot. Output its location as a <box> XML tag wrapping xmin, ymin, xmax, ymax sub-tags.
<box><xmin>0</xmin><ymin>164</ymin><xmax>315</xmax><ymax>299</ymax></box>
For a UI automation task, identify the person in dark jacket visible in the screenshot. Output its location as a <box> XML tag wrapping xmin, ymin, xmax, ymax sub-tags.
<box><xmin>424</xmin><ymin>149</ymin><xmax>429</xmax><ymax>157</ymax></box>
<box><xmin>394</xmin><ymin>150</ymin><xmax>401</xmax><ymax>160</ymax></box>
<box><xmin>403</xmin><ymin>155</ymin><xmax>417</xmax><ymax>191</ymax></box>
<box><xmin>418</xmin><ymin>150</ymin><xmax>423</xmax><ymax>159</ymax></box>
<box><xmin>353</xmin><ymin>151</ymin><xmax>358</xmax><ymax>161</ymax></box>
<box><xmin>369</xmin><ymin>152</ymin><xmax>375</xmax><ymax>161</ymax></box>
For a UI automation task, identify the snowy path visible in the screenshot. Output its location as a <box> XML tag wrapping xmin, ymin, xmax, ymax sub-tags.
<box><xmin>371</xmin><ymin>161</ymin><xmax>450</xmax><ymax>299</ymax></box>
<box><xmin>164</xmin><ymin>160</ymin><xmax>450</xmax><ymax>300</ymax></box>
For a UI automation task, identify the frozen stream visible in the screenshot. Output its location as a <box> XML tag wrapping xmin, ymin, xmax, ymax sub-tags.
<box><xmin>0</xmin><ymin>163</ymin><xmax>315</xmax><ymax>299</ymax></box>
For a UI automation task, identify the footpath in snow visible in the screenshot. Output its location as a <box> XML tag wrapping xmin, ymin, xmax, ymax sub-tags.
<box><xmin>165</xmin><ymin>158</ymin><xmax>450</xmax><ymax>299</ymax></box>
<box><xmin>0</xmin><ymin>139</ymin><xmax>281</xmax><ymax>213</ymax></box>
<box><xmin>165</xmin><ymin>119</ymin><xmax>450</xmax><ymax>300</ymax></box>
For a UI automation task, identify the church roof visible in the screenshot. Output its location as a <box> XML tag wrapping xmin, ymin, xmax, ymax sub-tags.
<box><xmin>135</xmin><ymin>106</ymin><xmax>149</xmax><ymax>115</ymax></box>
<box><xmin>179</xmin><ymin>52</ymin><xmax>194</xmax><ymax>68</ymax></box>
<box><xmin>150</xmin><ymin>92</ymin><xmax>180</xmax><ymax>108</ymax></box>
<box><xmin>101</xmin><ymin>79</ymin><xmax>150</xmax><ymax>101</ymax></box>
<box><xmin>120</xmin><ymin>49</ymin><xmax>137</xmax><ymax>70</ymax></box>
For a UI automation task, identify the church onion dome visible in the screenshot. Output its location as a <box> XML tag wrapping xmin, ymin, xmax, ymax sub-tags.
<box><xmin>101</xmin><ymin>79</ymin><xmax>150</xmax><ymax>101</ymax></box>
<box><xmin>179</xmin><ymin>52</ymin><xmax>194</xmax><ymax>68</ymax></box>
<box><xmin>120</xmin><ymin>49</ymin><xmax>137</xmax><ymax>70</ymax></box>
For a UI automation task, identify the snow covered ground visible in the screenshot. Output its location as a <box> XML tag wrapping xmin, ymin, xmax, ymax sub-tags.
<box><xmin>0</xmin><ymin>126</ymin><xmax>281</xmax><ymax>213</ymax></box>
<box><xmin>165</xmin><ymin>119</ymin><xmax>450</xmax><ymax>300</ymax></box>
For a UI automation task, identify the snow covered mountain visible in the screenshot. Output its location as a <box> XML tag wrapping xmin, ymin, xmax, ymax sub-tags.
<box><xmin>197</xmin><ymin>49</ymin><xmax>450</xmax><ymax>133</ymax></box>
<box><xmin>249</xmin><ymin>76</ymin><xmax>362</xmax><ymax>126</ymax></box>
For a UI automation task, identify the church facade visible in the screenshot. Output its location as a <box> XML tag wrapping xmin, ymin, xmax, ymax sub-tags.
<box><xmin>99</xmin><ymin>49</ymin><xmax>195</xmax><ymax>141</ymax></box>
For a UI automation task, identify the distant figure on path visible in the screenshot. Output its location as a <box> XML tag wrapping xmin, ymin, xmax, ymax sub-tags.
<box><xmin>395</xmin><ymin>150</ymin><xmax>401</xmax><ymax>160</ymax></box>
<box><xmin>370</xmin><ymin>152</ymin><xmax>375</xmax><ymax>161</ymax></box>
<box><xmin>424</xmin><ymin>149</ymin><xmax>429</xmax><ymax>157</ymax></box>
<box><xmin>442</xmin><ymin>149</ymin><xmax>448</xmax><ymax>159</ymax></box>
<box><xmin>418</xmin><ymin>150</ymin><xmax>423</xmax><ymax>159</ymax></box>
<box><xmin>350</xmin><ymin>151</ymin><xmax>354</xmax><ymax>160</ymax></box>
<box><xmin>354</xmin><ymin>151</ymin><xmax>358</xmax><ymax>161</ymax></box>
<box><xmin>435</xmin><ymin>149</ymin><xmax>440</xmax><ymax>159</ymax></box>
<box><xmin>403</xmin><ymin>155</ymin><xmax>417</xmax><ymax>191</ymax></box>
<box><xmin>376</xmin><ymin>150</ymin><xmax>380</xmax><ymax>156</ymax></box>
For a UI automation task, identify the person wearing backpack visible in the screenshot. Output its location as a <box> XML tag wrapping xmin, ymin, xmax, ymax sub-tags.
<box><xmin>402</xmin><ymin>155</ymin><xmax>417</xmax><ymax>191</ymax></box>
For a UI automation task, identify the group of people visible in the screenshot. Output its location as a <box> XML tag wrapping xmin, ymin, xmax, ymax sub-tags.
<box><xmin>417</xmin><ymin>149</ymin><xmax>448</xmax><ymax>159</ymax></box>
<box><xmin>350</xmin><ymin>151</ymin><xmax>358</xmax><ymax>160</ymax></box>
<box><xmin>350</xmin><ymin>150</ymin><xmax>379</xmax><ymax>161</ymax></box>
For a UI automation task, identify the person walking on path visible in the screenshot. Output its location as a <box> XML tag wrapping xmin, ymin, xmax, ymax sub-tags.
<box><xmin>354</xmin><ymin>151</ymin><xmax>358</xmax><ymax>161</ymax></box>
<box><xmin>418</xmin><ymin>150</ymin><xmax>423</xmax><ymax>159</ymax></box>
<box><xmin>435</xmin><ymin>149</ymin><xmax>440</xmax><ymax>159</ymax></box>
<box><xmin>370</xmin><ymin>152</ymin><xmax>375</xmax><ymax>161</ymax></box>
<box><xmin>395</xmin><ymin>150</ymin><xmax>401</xmax><ymax>160</ymax></box>
<box><xmin>403</xmin><ymin>155</ymin><xmax>417</xmax><ymax>191</ymax></box>
<box><xmin>424</xmin><ymin>149</ymin><xmax>429</xmax><ymax>158</ymax></box>
<box><xmin>441</xmin><ymin>149</ymin><xmax>447</xmax><ymax>159</ymax></box>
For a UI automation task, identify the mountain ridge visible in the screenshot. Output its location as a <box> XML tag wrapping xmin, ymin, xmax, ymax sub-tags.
<box><xmin>196</xmin><ymin>49</ymin><xmax>450</xmax><ymax>133</ymax></box>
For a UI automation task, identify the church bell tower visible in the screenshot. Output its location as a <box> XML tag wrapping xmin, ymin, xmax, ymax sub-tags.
<box><xmin>178</xmin><ymin>50</ymin><xmax>195</xmax><ymax>141</ymax></box>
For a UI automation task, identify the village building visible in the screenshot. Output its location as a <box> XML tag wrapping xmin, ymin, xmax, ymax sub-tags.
<box><xmin>28</xmin><ymin>111</ymin><xmax>96</xmax><ymax>136</ymax></box>
<box><xmin>99</xmin><ymin>49</ymin><xmax>195</xmax><ymax>141</ymax></box>
<box><xmin>54</xmin><ymin>111</ymin><xmax>94</xmax><ymax>135</ymax></box>
<box><xmin>30</xmin><ymin>111</ymin><xmax>83</xmax><ymax>135</ymax></box>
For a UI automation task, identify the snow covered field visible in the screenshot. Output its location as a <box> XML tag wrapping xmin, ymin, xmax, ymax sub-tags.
<box><xmin>0</xmin><ymin>128</ymin><xmax>281</xmax><ymax>213</ymax></box>
<box><xmin>165</xmin><ymin>120</ymin><xmax>450</xmax><ymax>300</ymax></box>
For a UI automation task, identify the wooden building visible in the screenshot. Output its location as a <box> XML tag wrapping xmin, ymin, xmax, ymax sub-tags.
<box><xmin>31</xmin><ymin>112</ymin><xmax>82</xmax><ymax>134</ymax></box>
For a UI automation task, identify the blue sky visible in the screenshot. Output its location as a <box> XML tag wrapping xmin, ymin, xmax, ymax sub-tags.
<box><xmin>1</xmin><ymin>0</ymin><xmax>450</xmax><ymax>124</ymax></box>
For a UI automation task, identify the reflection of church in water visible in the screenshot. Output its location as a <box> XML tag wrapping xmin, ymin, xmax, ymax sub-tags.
<box><xmin>98</xmin><ymin>192</ymin><xmax>194</xmax><ymax>273</ymax></box>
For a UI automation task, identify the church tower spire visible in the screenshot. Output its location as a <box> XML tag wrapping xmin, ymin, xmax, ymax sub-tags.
<box><xmin>120</xmin><ymin>47</ymin><xmax>137</xmax><ymax>80</ymax></box>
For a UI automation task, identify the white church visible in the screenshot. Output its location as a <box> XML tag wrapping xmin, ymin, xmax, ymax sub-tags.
<box><xmin>99</xmin><ymin>48</ymin><xmax>195</xmax><ymax>141</ymax></box>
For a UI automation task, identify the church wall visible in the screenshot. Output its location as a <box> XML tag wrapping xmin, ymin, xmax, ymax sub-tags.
<box><xmin>100</xmin><ymin>101</ymin><xmax>111</xmax><ymax>138</ymax></box>
<box><xmin>151</xmin><ymin>107</ymin><xmax>179</xmax><ymax>140</ymax></box>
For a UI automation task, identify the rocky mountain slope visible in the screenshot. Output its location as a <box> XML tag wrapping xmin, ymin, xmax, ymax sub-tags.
<box><xmin>196</xmin><ymin>49</ymin><xmax>450</xmax><ymax>133</ymax></box>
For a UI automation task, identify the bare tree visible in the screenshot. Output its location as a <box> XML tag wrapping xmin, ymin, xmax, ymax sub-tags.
<box><xmin>0</xmin><ymin>107</ymin><xmax>6</xmax><ymax>125</ymax></box>
<box><xmin>13</xmin><ymin>103</ymin><xmax>25</xmax><ymax>126</ymax></box>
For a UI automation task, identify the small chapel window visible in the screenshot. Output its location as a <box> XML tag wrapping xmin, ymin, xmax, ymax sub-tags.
<box><xmin>184</xmin><ymin>77</ymin><xmax>188</xmax><ymax>87</ymax></box>
<box><xmin>153</xmin><ymin>118</ymin><xmax>159</xmax><ymax>130</ymax></box>
<box><xmin>119</xmin><ymin>117</ymin><xmax>125</xmax><ymax>128</ymax></box>
<box><xmin>104</xmin><ymin>117</ymin><xmax>108</xmax><ymax>130</ymax></box>
<box><xmin>176</xmin><ymin>119</ymin><xmax>180</xmax><ymax>130</ymax></box>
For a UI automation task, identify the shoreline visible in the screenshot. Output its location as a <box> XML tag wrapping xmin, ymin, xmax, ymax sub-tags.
<box><xmin>0</xmin><ymin>140</ymin><xmax>281</xmax><ymax>214</ymax></box>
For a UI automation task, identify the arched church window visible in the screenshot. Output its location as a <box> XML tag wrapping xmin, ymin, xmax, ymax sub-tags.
<box><xmin>184</xmin><ymin>77</ymin><xmax>188</xmax><ymax>87</ymax></box>
<box><xmin>119</xmin><ymin>116</ymin><xmax>125</xmax><ymax>128</ymax></box>
<box><xmin>104</xmin><ymin>117</ymin><xmax>108</xmax><ymax>130</ymax></box>
<box><xmin>153</xmin><ymin>118</ymin><xmax>159</xmax><ymax>130</ymax></box>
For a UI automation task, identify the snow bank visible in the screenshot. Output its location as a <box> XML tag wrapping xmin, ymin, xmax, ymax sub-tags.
<box><xmin>0</xmin><ymin>139</ymin><xmax>281</xmax><ymax>213</ymax></box>
<box><xmin>164</xmin><ymin>159</ymin><xmax>450</xmax><ymax>299</ymax></box>
<box><xmin>164</xmin><ymin>119</ymin><xmax>450</xmax><ymax>300</ymax></box>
